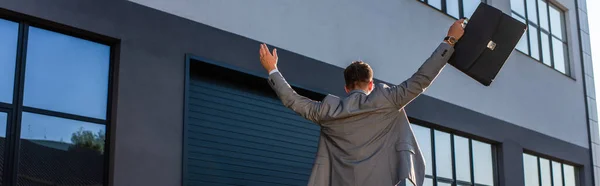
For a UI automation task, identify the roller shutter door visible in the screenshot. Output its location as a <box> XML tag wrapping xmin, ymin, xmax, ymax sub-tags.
<box><xmin>184</xmin><ymin>65</ymin><xmax>321</xmax><ymax>186</ymax></box>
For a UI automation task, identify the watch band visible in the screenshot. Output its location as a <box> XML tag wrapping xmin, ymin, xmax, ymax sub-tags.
<box><xmin>444</xmin><ymin>36</ymin><xmax>457</xmax><ymax>45</ymax></box>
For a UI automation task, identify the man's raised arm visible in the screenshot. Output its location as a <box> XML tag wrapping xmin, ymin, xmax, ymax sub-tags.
<box><xmin>259</xmin><ymin>44</ymin><xmax>329</xmax><ymax>123</ymax></box>
<box><xmin>382</xmin><ymin>19</ymin><xmax>465</xmax><ymax>108</ymax></box>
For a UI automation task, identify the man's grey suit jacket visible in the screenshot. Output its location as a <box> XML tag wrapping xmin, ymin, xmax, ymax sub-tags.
<box><xmin>267</xmin><ymin>43</ymin><xmax>454</xmax><ymax>186</ymax></box>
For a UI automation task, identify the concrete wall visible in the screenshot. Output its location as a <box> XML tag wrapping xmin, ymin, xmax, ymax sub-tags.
<box><xmin>128</xmin><ymin>0</ymin><xmax>589</xmax><ymax>148</ymax></box>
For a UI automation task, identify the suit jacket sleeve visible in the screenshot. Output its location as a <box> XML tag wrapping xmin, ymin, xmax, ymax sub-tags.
<box><xmin>268</xmin><ymin>71</ymin><xmax>330</xmax><ymax>124</ymax></box>
<box><xmin>383</xmin><ymin>42</ymin><xmax>454</xmax><ymax>108</ymax></box>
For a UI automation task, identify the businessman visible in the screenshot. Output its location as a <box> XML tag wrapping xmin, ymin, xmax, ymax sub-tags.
<box><xmin>259</xmin><ymin>19</ymin><xmax>465</xmax><ymax>186</ymax></box>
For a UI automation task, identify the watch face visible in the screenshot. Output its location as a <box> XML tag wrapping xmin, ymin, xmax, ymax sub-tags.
<box><xmin>449</xmin><ymin>37</ymin><xmax>457</xmax><ymax>44</ymax></box>
<box><xmin>444</xmin><ymin>36</ymin><xmax>457</xmax><ymax>44</ymax></box>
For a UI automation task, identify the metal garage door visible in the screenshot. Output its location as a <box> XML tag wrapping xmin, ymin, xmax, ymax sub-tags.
<box><xmin>184</xmin><ymin>62</ymin><xmax>321</xmax><ymax>186</ymax></box>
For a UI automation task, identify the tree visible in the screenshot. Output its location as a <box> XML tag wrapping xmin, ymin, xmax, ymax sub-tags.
<box><xmin>70</xmin><ymin>127</ymin><xmax>105</xmax><ymax>154</ymax></box>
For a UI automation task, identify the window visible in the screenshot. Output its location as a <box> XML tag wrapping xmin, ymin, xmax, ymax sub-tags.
<box><xmin>0</xmin><ymin>18</ymin><xmax>19</xmax><ymax>185</ymax></box>
<box><xmin>418</xmin><ymin>0</ymin><xmax>485</xmax><ymax>19</ymax></box>
<box><xmin>0</xmin><ymin>17</ymin><xmax>112</xmax><ymax>186</ymax></box>
<box><xmin>511</xmin><ymin>0</ymin><xmax>569</xmax><ymax>74</ymax></box>
<box><xmin>411</xmin><ymin>124</ymin><xmax>496</xmax><ymax>186</ymax></box>
<box><xmin>0</xmin><ymin>19</ymin><xmax>18</xmax><ymax>104</ymax></box>
<box><xmin>23</xmin><ymin>27</ymin><xmax>110</xmax><ymax>119</ymax></box>
<box><xmin>523</xmin><ymin>153</ymin><xmax>578</xmax><ymax>186</ymax></box>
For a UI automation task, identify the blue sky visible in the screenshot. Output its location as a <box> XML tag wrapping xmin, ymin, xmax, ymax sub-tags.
<box><xmin>17</xmin><ymin>27</ymin><xmax>109</xmax><ymax>144</ymax></box>
<box><xmin>0</xmin><ymin>21</ymin><xmax>108</xmax><ymax>145</ymax></box>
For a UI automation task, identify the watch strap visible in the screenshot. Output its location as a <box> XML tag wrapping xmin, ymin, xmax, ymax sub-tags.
<box><xmin>444</xmin><ymin>36</ymin><xmax>457</xmax><ymax>45</ymax></box>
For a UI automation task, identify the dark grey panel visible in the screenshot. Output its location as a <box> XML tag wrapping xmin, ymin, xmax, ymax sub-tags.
<box><xmin>185</xmin><ymin>62</ymin><xmax>320</xmax><ymax>186</ymax></box>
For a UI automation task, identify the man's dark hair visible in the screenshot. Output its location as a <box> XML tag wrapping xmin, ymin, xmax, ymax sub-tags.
<box><xmin>344</xmin><ymin>61</ymin><xmax>373</xmax><ymax>89</ymax></box>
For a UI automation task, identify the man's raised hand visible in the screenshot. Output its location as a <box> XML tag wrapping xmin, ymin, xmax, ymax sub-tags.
<box><xmin>448</xmin><ymin>19</ymin><xmax>466</xmax><ymax>41</ymax></box>
<box><xmin>259</xmin><ymin>43</ymin><xmax>278</xmax><ymax>73</ymax></box>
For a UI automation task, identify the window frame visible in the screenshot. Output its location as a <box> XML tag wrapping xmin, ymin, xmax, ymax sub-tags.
<box><xmin>522</xmin><ymin>151</ymin><xmax>580</xmax><ymax>186</ymax></box>
<box><xmin>417</xmin><ymin>0</ymin><xmax>488</xmax><ymax>20</ymax></box>
<box><xmin>0</xmin><ymin>9</ymin><xmax>118</xmax><ymax>186</ymax></box>
<box><xmin>511</xmin><ymin>0</ymin><xmax>570</xmax><ymax>76</ymax></box>
<box><xmin>411</xmin><ymin>122</ymin><xmax>499</xmax><ymax>186</ymax></box>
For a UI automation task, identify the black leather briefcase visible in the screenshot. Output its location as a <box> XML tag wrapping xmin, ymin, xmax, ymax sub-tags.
<box><xmin>448</xmin><ymin>3</ymin><xmax>527</xmax><ymax>86</ymax></box>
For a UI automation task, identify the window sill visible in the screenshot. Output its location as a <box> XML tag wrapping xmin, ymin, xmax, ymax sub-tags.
<box><xmin>514</xmin><ymin>50</ymin><xmax>575</xmax><ymax>80</ymax></box>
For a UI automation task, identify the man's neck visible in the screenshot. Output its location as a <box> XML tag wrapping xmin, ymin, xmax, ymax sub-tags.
<box><xmin>349</xmin><ymin>89</ymin><xmax>369</xmax><ymax>95</ymax></box>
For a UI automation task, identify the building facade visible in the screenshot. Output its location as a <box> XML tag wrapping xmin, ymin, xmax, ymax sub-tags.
<box><xmin>0</xmin><ymin>0</ymin><xmax>596</xmax><ymax>185</ymax></box>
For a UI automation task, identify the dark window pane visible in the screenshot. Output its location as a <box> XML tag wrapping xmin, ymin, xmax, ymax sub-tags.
<box><xmin>463</xmin><ymin>0</ymin><xmax>480</xmax><ymax>18</ymax></box>
<box><xmin>549</xmin><ymin>5</ymin><xmax>563</xmax><ymax>40</ymax></box>
<box><xmin>523</xmin><ymin>154</ymin><xmax>539</xmax><ymax>186</ymax></box>
<box><xmin>538</xmin><ymin>0</ymin><xmax>549</xmax><ymax>31</ymax></box>
<box><xmin>23</xmin><ymin>27</ymin><xmax>110</xmax><ymax>119</ymax></box>
<box><xmin>473</xmin><ymin>140</ymin><xmax>493</xmax><ymax>185</ymax></box>
<box><xmin>429</xmin><ymin>0</ymin><xmax>442</xmax><ymax>10</ymax></box>
<box><xmin>529</xmin><ymin>25</ymin><xmax>540</xmax><ymax>60</ymax></box>
<box><xmin>454</xmin><ymin>136</ymin><xmax>471</xmax><ymax>181</ymax></box>
<box><xmin>0</xmin><ymin>19</ymin><xmax>19</xmax><ymax>104</ymax></box>
<box><xmin>540</xmin><ymin>158</ymin><xmax>551</xmax><ymax>186</ymax></box>
<box><xmin>526</xmin><ymin>0</ymin><xmax>538</xmax><ymax>24</ymax></box>
<box><xmin>540</xmin><ymin>32</ymin><xmax>552</xmax><ymax>66</ymax></box>
<box><xmin>513</xmin><ymin>13</ymin><xmax>529</xmax><ymax>54</ymax></box>
<box><xmin>563</xmin><ymin>165</ymin><xmax>576</xmax><ymax>186</ymax></box>
<box><xmin>435</xmin><ymin>131</ymin><xmax>452</xmax><ymax>179</ymax></box>
<box><xmin>18</xmin><ymin>112</ymin><xmax>105</xmax><ymax>186</ymax></box>
<box><xmin>447</xmin><ymin>0</ymin><xmax>460</xmax><ymax>18</ymax></box>
<box><xmin>552</xmin><ymin>161</ymin><xmax>564</xmax><ymax>186</ymax></box>
<box><xmin>552</xmin><ymin>37</ymin><xmax>566</xmax><ymax>73</ymax></box>
<box><xmin>412</xmin><ymin>124</ymin><xmax>432</xmax><ymax>175</ymax></box>
<box><xmin>511</xmin><ymin>0</ymin><xmax>526</xmax><ymax>16</ymax></box>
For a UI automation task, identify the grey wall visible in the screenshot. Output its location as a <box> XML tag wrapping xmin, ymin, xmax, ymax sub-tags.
<box><xmin>129</xmin><ymin>0</ymin><xmax>590</xmax><ymax>148</ymax></box>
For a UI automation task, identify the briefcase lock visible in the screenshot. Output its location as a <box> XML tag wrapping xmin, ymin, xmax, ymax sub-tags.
<box><xmin>487</xmin><ymin>40</ymin><xmax>497</xmax><ymax>50</ymax></box>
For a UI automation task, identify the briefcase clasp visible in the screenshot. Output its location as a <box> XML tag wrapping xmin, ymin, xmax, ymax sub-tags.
<box><xmin>487</xmin><ymin>40</ymin><xmax>497</xmax><ymax>50</ymax></box>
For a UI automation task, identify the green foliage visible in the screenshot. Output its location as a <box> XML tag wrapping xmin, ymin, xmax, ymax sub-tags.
<box><xmin>70</xmin><ymin>127</ymin><xmax>105</xmax><ymax>154</ymax></box>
